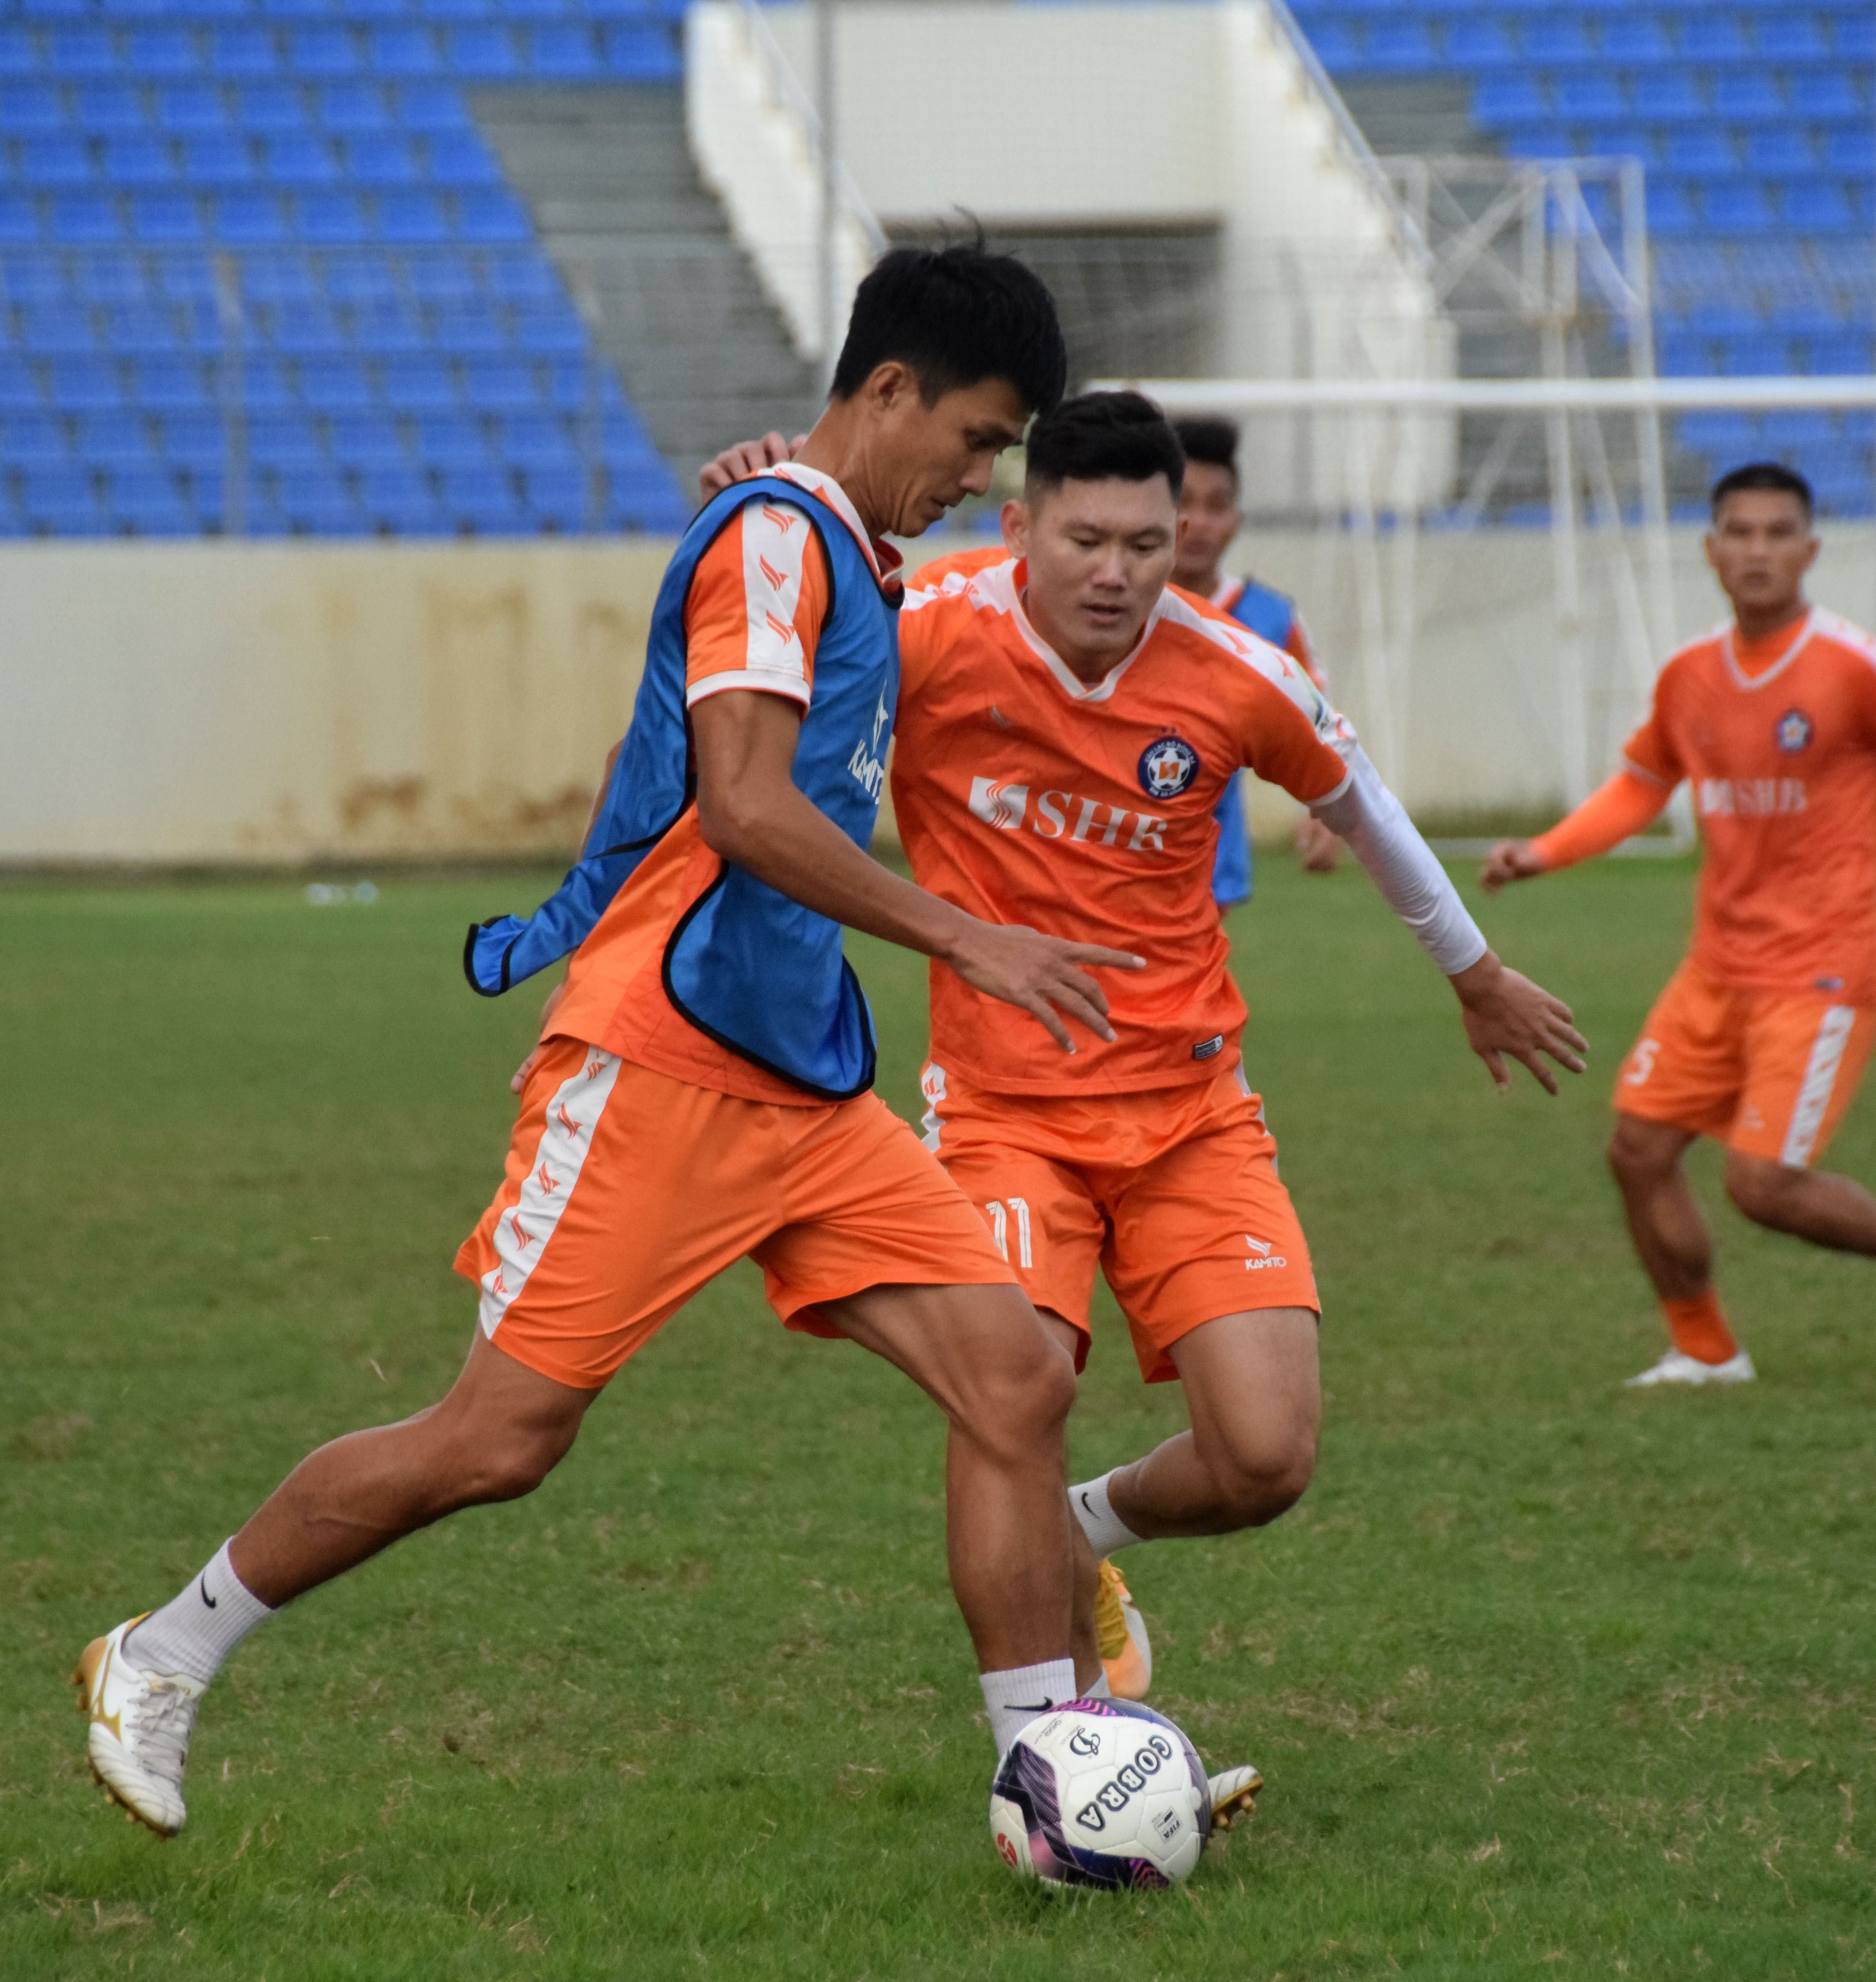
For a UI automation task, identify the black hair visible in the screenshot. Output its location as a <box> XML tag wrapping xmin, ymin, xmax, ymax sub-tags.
<box><xmin>829</xmin><ymin>244</ymin><xmax>1067</xmax><ymax>417</ymax></box>
<box><xmin>1711</xmin><ymin>460</ymin><xmax>1814</xmax><ymax>520</ymax></box>
<box><xmin>1024</xmin><ymin>390</ymin><xmax>1186</xmax><ymax>500</ymax></box>
<box><xmin>1170</xmin><ymin>416</ymin><xmax>1240</xmax><ymax>483</ymax></box>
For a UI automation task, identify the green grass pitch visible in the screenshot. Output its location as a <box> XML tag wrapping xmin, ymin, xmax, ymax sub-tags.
<box><xmin>4</xmin><ymin>854</ymin><xmax>1874</xmax><ymax>1980</ymax></box>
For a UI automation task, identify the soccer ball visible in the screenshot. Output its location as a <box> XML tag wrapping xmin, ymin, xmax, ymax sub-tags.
<box><xmin>989</xmin><ymin>1698</ymin><xmax>1210</xmax><ymax>1889</ymax></box>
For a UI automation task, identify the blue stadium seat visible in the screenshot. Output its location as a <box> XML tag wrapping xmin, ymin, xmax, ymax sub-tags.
<box><xmin>487</xmin><ymin>257</ymin><xmax>559</xmax><ymax>306</ymax></box>
<box><xmin>49</xmin><ymin>29</ymin><xmax>123</xmax><ymax>79</ymax></box>
<box><xmin>48</xmin><ymin>355</ymin><xmax>123</xmax><ymax>408</ymax></box>
<box><xmin>233</xmin><ymin>82</ymin><xmax>308</xmax><ymax>131</ymax></box>
<box><xmin>528</xmin><ymin>25</ymin><xmax>600</xmax><ymax>80</ymax></box>
<box><xmin>75</xmin><ymin>411</ymin><xmax>156</xmax><ymax>469</ymax></box>
<box><xmin>346</xmin><ymin>131</ymin><xmax>419</xmax><ymax>184</ymax></box>
<box><xmin>1744</xmin><ymin>128</ymin><xmax>1817</xmax><ymax>175</ymax></box>
<box><xmin>1355</xmin><ymin>21</ymin><xmax>1437</xmax><ymax>72</ymax></box>
<box><xmin>447</xmin><ymin>26</ymin><xmax>520</xmax><ymax>78</ymax></box>
<box><xmin>215</xmin><ymin>192</ymin><xmax>288</xmax><ymax>244</ymax></box>
<box><xmin>209</xmin><ymin>28</ymin><xmax>280</xmax><ymax>79</ymax></box>
<box><xmin>23</xmin><ymin>135</ymin><xmax>96</xmax><ymax>188</ymax></box>
<box><xmin>546</xmin><ymin>359</ymin><xmax>620</xmax><ymax>413</ymax></box>
<box><xmin>314</xmin><ymin>81</ymin><xmax>389</xmax><ymax>131</ymax></box>
<box><xmin>297</xmin><ymin>354</ymin><xmax>373</xmax><ymax>411</ymax></box>
<box><xmin>0</xmin><ymin>196</ymin><xmax>41</xmax><ymax>245</ymax></box>
<box><xmin>3</xmin><ymin>412</ymin><xmax>73</xmax><ymax>467</ymax></box>
<box><xmin>1599</xmin><ymin>18</ymin><xmax>1671</xmax><ymax>65</ymax></box>
<box><xmin>269</xmin><ymin>303</ymin><xmax>346</xmax><ymax>354</ymax></box>
<box><xmin>461</xmin><ymin>354</ymin><xmax>538</xmax><ymax>411</ymax></box>
<box><xmin>127</xmin><ymin>28</ymin><xmax>200</xmax><ymax>78</ymax></box>
<box><xmin>442</xmin><ymin>470</ymin><xmax>530</xmax><ymax>534</ymax></box>
<box><xmin>434</xmin><ymin>302</ymin><xmax>508</xmax><ymax>353</ymax></box>
<box><xmin>290</xmin><ymin>26</ymin><xmax>360</xmax><ymax>77</ymax></box>
<box><xmin>1679</xmin><ymin>15</ymin><xmax>1752</xmax><ymax>64</ymax></box>
<box><xmin>323</xmin><ymin>253</ymin><xmax>396</xmax><ymax>304</ymax></box>
<box><xmin>156</xmin><ymin>83</ymin><xmax>230</xmax><ymax>135</ymax></box>
<box><xmin>130</xmin><ymin>356</ymin><xmax>212</xmax><ymax>411</ymax></box>
<box><xmin>412</xmin><ymin>412</ymin><xmax>493</xmax><ymax>468</ymax></box>
<box><xmin>1676</xmin><ymin>410</ymin><xmax>1759</xmax><ymax>457</ymax></box>
<box><xmin>263</xmin><ymin>132</ymin><xmax>340</xmax><ymax>183</ymax></box>
<box><xmin>456</xmin><ymin>190</ymin><xmax>529</xmax><ymax>243</ymax></box>
<box><xmin>184</xmin><ymin>133</ymin><xmax>257</xmax><ymax>183</ymax></box>
<box><xmin>273</xmin><ymin>468</ymin><xmax>366</xmax><ymax>533</ymax></box>
<box><xmin>1822</xmin><ymin>127</ymin><xmax>1875</xmax><ymax>175</ymax></box>
<box><xmin>241</xmin><ymin>252</ymin><xmax>318</xmax><ymax>304</ymax></box>
<box><xmin>1645</xmin><ymin>183</ymin><xmax>1697</xmax><ymax>238</ymax></box>
<box><xmin>395</xmin><ymin>81</ymin><xmax>470</xmax><ymax>130</ymax></box>
<box><xmin>1681</xmin><ymin>298</ymin><xmax>1763</xmax><ymax>337</ymax></box>
<box><xmin>19</xmin><ymin>304</ymin><xmax>97</xmax><ymax>356</ymax></box>
<box><xmin>358</xmin><ymin>463</ymin><xmax>445</xmax><ymax>530</ymax></box>
<box><xmin>53</xmin><ymin>193</ymin><xmax>126</xmax><ymax>245</ymax></box>
<box><xmin>1802</xmin><ymin>329</ymin><xmax>1874</xmax><ymax>373</ymax></box>
<box><xmin>295</xmin><ymin>191</ymin><xmax>369</xmax><ymax>242</ymax></box>
<box><xmin>1719</xmin><ymin>330</ymin><xmax>1791</xmax><ymax>373</ymax></box>
<box><xmin>1663</xmin><ymin>131</ymin><xmax>1735</xmax><ymax>180</ymax></box>
<box><xmin>1756</xmin><ymin>15</ymin><xmax>1828</xmax><ymax>64</ymax></box>
<box><xmin>4</xmin><ymin>258</ymin><xmax>70</xmax><ymax>306</ymax></box>
<box><xmin>1524</xmin><ymin>21</ymin><xmax>1595</xmax><ymax>66</ymax></box>
<box><xmin>1760</xmin><ymin>410</ymin><xmax>1836</xmax><ymax>451</ymax></box>
<box><xmin>348</xmin><ymin>303</ymin><xmax>426</xmax><ymax>353</ymax></box>
<box><xmin>425</xmin><ymin>133</ymin><xmax>501</xmax><ymax>185</ymax></box>
<box><xmin>1703</xmin><ymin>181</ymin><xmax>1777</xmax><ymax>234</ymax></box>
<box><xmin>601</xmin><ymin>24</ymin><xmax>676</xmax><ymax>78</ymax></box>
<box><xmin>408</xmin><ymin>256</ymin><xmax>479</xmax><ymax>304</ymax></box>
<box><xmin>370</xmin><ymin>26</ymin><xmax>441</xmax><ymax>76</ymax></box>
<box><xmin>103</xmin><ymin>305</ymin><xmax>180</xmax><ymax>356</ymax></box>
<box><xmin>0</xmin><ymin>355</ymin><xmax>43</xmax><ymax>407</ymax></box>
<box><xmin>1837</xmin><ymin>16</ymin><xmax>1876</xmax><ymax>60</ymax></box>
<box><xmin>75</xmin><ymin>254</ymin><xmax>148</xmax><ymax>305</ymax></box>
<box><xmin>1552</xmin><ymin>74</ymin><xmax>1626</xmax><ymax>124</ymax></box>
<box><xmin>105</xmin><ymin>135</ymin><xmax>180</xmax><ymax>187</ymax></box>
<box><xmin>327</xmin><ymin>414</ymin><xmax>408</xmax><ymax>468</ymax></box>
<box><xmin>1782</xmin><ymin>180</ymin><xmax>1859</xmax><ymax>236</ymax></box>
<box><xmin>0</xmin><ymin>32</ymin><xmax>39</xmax><ymax>79</ymax></box>
<box><xmin>495</xmin><ymin>409</ymin><xmax>578</xmax><ymax>469</ymax></box>
<box><xmin>20</xmin><ymin>465</ymin><xmax>110</xmax><ymax>535</ymax></box>
<box><xmin>378</xmin><ymin>190</ymin><xmax>449</xmax><ymax>241</ymax></box>
<box><xmin>0</xmin><ymin>85</ymin><xmax>64</xmax><ymax>136</ymax></box>
<box><xmin>1712</xmin><ymin>73</ymin><xmax>1785</xmax><ymax>123</ymax></box>
<box><xmin>521</xmin><ymin>464</ymin><xmax>588</xmax><ymax>529</ymax></box>
<box><xmin>72</xmin><ymin>83</ymin><xmax>147</xmax><ymax>134</ymax></box>
<box><xmin>109</xmin><ymin>465</ymin><xmax>195</xmax><ymax>533</ymax></box>
<box><xmin>1297</xmin><ymin>20</ymin><xmax>1358</xmax><ymax>69</ymax></box>
<box><xmin>513</xmin><ymin>309</ymin><xmax>583</xmax><ymax>358</ymax></box>
<box><xmin>1633</xmin><ymin>74</ymin><xmax>1705</xmax><ymax>122</ymax></box>
<box><xmin>239</xmin><ymin>356</ymin><xmax>295</xmax><ymax>409</ymax></box>
<box><xmin>1657</xmin><ymin>329</ymin><xmax>1714</xmax><ymax>375</ymax></box>
<box><xmin>1786</xmin><ymin>67</ymin><xmax>1865</xmax><ymax>119</ymax></box>
<box><xmin>381</xmin><ymin>354</ymin><xmax>458</xmax><ymax>410</ymax></box>
<box><xmin>248</xmin><ymin>417</ymin><xmax>326</xmax><ymax>471</ymax></box>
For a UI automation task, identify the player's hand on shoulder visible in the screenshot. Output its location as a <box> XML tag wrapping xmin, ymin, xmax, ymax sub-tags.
<box><xmin>1449</xmin><ymin>951</ymin><xmax>1588</xmax><ymax>1096</ymax></box>
<box><xmin>697</xmin><ymin>432</ymin><xmax>807</xmax><ymax>503</ymax></box>
<box><xmin>942</xmin><ymin>920</ymin><xmax>1144</xmax><ymax>1054</ymax></box>
<box><xmin>1479</xmin><ymin>839</ymin><xmax>1545</xmax><ymax>893</ymax></box>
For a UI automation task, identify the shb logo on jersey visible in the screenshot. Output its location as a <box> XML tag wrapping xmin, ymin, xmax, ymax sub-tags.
<box><xmin>967</xmin><ymin>777</ymin><xmax>1031</xmax><ymax>831</ymax></box>
<box><xmin>1138</xmin><ymin>736</ymin><xmax>1199</xmax><ymax>800</ymax></box>
<box><xmin>1776</xmin><ymin>708</ymin><xmax>1814</xmax><ymax>752</ymax></box>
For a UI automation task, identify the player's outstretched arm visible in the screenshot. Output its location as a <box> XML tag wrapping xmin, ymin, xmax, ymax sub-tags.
<box><xmin>1309</xmin><ymin>745</ymin><xmax>1586</xmax><ymax>1093</ymax></box>
<box><xmin>692</xmin><ymin>689</ymin><xmax>1142</xmax><ymax>1052</ymax></box>
<box><xmin>1481</xmin><ymin>770</ymin><xmax>1673</xmax><ymax>893</ymax></box>
<box><xmin>697</xmin><ymin>431</ymin><xmax>805</xmax><ymax>503</ymax></box>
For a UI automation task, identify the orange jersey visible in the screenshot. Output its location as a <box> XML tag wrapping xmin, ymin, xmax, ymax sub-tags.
<box><xmin>549</xmin><ymin>466</ymin><xmax>899</xmax><ymax>1104</ymax></box>
<box><xmin>1621</xmin><ymin>608</ymin><xmax>1876</xmax><ymax>1002</ymax></box>
<box><xmin>893</xmin><ymin>551</ymin><xmax>1355</xmax><ymax>1094</ymax></box>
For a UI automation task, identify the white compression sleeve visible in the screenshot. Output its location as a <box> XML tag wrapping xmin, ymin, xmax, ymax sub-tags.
<box><xmin>1310</xmin><ymin>746</ymin><xmax>1489</xmax><ymax>977</ymax></box>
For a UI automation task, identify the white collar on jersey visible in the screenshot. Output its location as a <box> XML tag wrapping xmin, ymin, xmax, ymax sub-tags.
<box><xmin>993</xmin><ymin>561</ymin><xmax>1172</xmax><ymax>705</ymax></box>
<box><xmin>1720</xmin><ymin>606</ymin><xmax>1815</xmax><ymax>692</ymax></box>
<box><xmin>1210</xmin><ymin>573</ymin><xmax>1246</xmax><ymax>613</ymax></box>
<box><xmin>765</xmin><ymin>461</ymin><xmax>902</xmax><ymax>590</ymax></box>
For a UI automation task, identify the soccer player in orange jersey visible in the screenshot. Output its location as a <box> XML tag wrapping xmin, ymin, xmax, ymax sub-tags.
<box><xmin>1484</xmin><ymin>461</ymin><xmax>1876</xmax><ymax>1389</ymax></box>
<box><xmin>710</xmin><ymin>393</ymin><xmax>1586</xmax><ymax>1711</ymax></box>
<box><xmin>1169</xmin><ymin>416</ymin><xmax>1343</xmax><ymax>886</ymax></box>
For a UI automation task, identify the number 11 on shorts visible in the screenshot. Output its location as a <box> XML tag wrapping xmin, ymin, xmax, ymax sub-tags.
<box><xmin>984</xmin><ymin>1198</ymin><xmax>1033</xmax><ymax>1269</ymax></box>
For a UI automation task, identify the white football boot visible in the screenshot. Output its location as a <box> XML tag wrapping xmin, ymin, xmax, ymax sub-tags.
<box><xmin>1623</xmin><ymin>1347</ymin><xmax>1757</xmax><ymax>1389</ymax></box>
<box><xmin>73</xmin><ymin>1617</ymin><xmax>204</xmax><ymax>1837</ymax></box>
<box><xmin>1208</xmin><ymin>1763</ymin><xmax>1264</xmax><ymax>1831</ymax></box>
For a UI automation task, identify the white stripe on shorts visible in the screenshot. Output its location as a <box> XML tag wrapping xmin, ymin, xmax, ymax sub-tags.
<box><xmin>1780</xmin><ymin>1006</ymin><xmax>1855</xmax><ymax>1169</ymax></box>
<box><xmin>479</xmin><ymin>1046</ymin><xmax>623</xmax><ymax>1337</ymax></box>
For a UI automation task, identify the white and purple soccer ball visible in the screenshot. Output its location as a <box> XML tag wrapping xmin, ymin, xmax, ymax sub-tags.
<box><xmin>989</xmin><ymin>1698</ymin><xmax>1211</xmax><ymax>1889</ymax></box>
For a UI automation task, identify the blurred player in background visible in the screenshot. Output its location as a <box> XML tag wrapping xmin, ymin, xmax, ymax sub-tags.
<box><xmin>1170</xmin><ymin>416</ymin><xmax>1343</xmax><ymax>897</ymax></box>
<box><xmin>75</xmin><ymin>246</ymin><xmax>1136</xmax><ymax>1839</ymax></box>
<box><xmin>707</xmin><ymin>393</ymin><xmax>1585</xmax><ymax>1741</ymax></box>
<box><xmin>1484</xmin><ymin>463</ymin><xmax>1876</xmax><ymax>1388</ymax></box>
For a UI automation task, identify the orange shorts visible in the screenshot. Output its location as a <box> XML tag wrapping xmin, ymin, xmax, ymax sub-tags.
<box><xmin>1615</xmin><ymin>960</ymin><xmax>1876</xmax><ymax>1167</ymax></box>
<box><xmin>918</xmin><ymin>1060</ymin><xmax>1319</xmax><ymax>1385</ymax></box>
<box><xmin>454</xmin><ymin>1038</ymin><xmax>1017</xmax><ymax>1389</ymax></box>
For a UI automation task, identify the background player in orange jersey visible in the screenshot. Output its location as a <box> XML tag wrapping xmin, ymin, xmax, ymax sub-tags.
<box><xmin>710</xmin><ymin>393</ymin><xmax>1587</xmax><ymax>1707</ymax></box>
<box><xmin>1169</xmin><ymin>416</ymin><xmax>1343</xmax><ymax>889</ymax></box>
<box><xmin>1485</xmin><ymin>462</ymin><xmax>1876</xmax><ymax>1389</ymax></box>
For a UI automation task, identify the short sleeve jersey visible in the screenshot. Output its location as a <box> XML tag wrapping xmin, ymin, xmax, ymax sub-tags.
<box><xmin>547</xmin><ymin>467</ymin><xmax>902</xmax><ymax>1103</ymax></box>
<box><xmin>893</xmin><ymin>551</ymin><xmax>1356</xmax><ymax>1094</ymax></box>
<box><xmin>1623</xmin><ymin>607</ymin><xmax>1876</xmax><ymax>1003</ymax></box>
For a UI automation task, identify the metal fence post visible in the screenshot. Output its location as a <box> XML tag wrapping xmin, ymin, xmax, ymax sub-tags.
<box><xmin>212</xmin><ymin>251</ymin><xmax>246</xmax><ymax>539</ymax></box>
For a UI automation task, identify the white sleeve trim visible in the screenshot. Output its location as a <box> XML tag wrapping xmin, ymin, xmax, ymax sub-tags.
<box><xmin>685</xmin><ymin>668</ymin><xmax>813</xmax><ymax>710</ymax></box>
<box><xmin>1310</xmin><ymin>745</ymin><xmax>1488</xmax><ymax>976</ymax></box>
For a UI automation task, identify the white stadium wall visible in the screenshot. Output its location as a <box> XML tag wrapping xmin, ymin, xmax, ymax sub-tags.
<box><xmin>4</xmin><ymin>530</ymin><xmax>1873</xmax><ymax>865</ymax></box>
<box><xmin>690</xmin><ymin>0</ymin><xmax>1453</xmax><ymax>510</ymax></box>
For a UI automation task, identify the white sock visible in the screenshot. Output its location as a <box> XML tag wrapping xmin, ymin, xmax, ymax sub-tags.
<box><xmin>124</xmin><ymin>1540</ymin><xmax>274</xmax><ymax>1689</ymax></box>
<box><xmin>1070</xmin><ymin>1469</ymin><xmax>1147</xmax><ymax>1556</ymax></box>
<box><xmin>981</xmin><ymin>1658</ymin><xmax>1079</xmax><ymax>1760</ymax></box>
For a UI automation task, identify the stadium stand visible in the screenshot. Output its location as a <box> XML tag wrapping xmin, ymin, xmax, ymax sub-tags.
<box><xmin>1290</xmin><ymin>1</ymin><xmax>1876</xmax><ymax>512</ymax></box>
<box><xmin>0</xmin><ymin>4</ymin><xmax>690</xmax><ymax>537</ymax></box>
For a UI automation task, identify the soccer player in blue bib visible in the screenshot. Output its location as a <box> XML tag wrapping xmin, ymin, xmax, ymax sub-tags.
<box><xmin>76</xmin><ymin>248</ymin><xmax>1145</xmax><ymax>1839</ymax></box>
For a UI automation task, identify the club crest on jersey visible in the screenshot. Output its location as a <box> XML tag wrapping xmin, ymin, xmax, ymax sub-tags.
<box><xmin>1775</xmin><ymin>708</ymin><xmax>1814</xmax><ymax>752</ymax></box>
<box><xmin>1138</xmin><ymin>736</ymin><xmax>1199</xmax><ymax>799</ymax></box>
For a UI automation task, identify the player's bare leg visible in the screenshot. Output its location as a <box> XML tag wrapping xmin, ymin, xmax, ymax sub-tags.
<box><xmin>820</xmin><ymin>1281</ymin><xmax>1082</xmax><ymax>1752</ymax></box>
<box><xmin>1606</xmin><ymin>1114</ymin><xmax>1755</xmax><ymax>1385</ymax></box>
<box><xmin>1723</xmin><ymin>1151</ymin><xmax>1876</xmax><ymax>1256</ymax></box>
<box><xmin>76</xmin><ymin>1329</ymin><xmax>598</xmax><ymax>1833</ymax></box>
<box><xmin>1097</xmin><ymin>1309</ymin><xmax>1320</xmax><ymax>1538</ymax></box>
